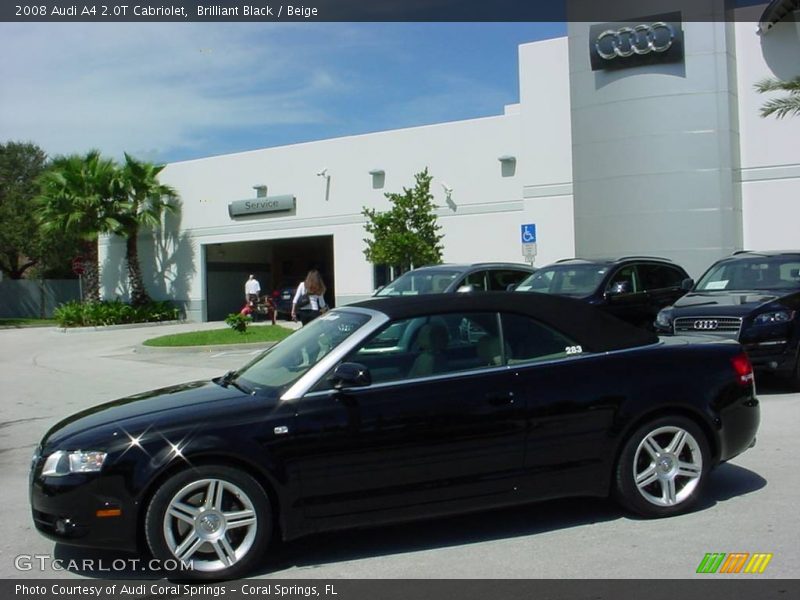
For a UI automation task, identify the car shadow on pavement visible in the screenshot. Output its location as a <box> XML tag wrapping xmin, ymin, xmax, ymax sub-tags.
<box><xmin>52</xmin><ymin>465</ymin><xmax>765</xmax><ymax>580</ymax></box>
<box><xmin>264</xmin><ymin>464</ymin><xmax>765</xmax><ymax>575</ymax></box>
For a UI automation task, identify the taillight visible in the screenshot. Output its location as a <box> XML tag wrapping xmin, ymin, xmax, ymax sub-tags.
<box><xmin>731</xmin><ymin>353</ymin><xmax>754</xmax><ymax>386</ymax></box>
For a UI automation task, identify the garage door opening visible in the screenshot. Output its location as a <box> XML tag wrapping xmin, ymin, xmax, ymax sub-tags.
<box><xmin>204</xmin><ymin>235</ymin><xmax>334</xmax><ymax>321</ymax></box>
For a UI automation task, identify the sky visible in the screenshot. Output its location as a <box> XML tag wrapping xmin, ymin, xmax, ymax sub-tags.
<box><xmin>0</xmin><ymin>22</ymin><xmax>565</xmax><ymax>165</ymax></box>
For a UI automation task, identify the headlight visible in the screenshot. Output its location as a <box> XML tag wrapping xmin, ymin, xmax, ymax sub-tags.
<box><xmin>41</xmin><ymin>450</ymin><xmax>107</xmax><ymax>476</ymax></box>
<box><xmin>753</xmin><ymin>310</ymin><xmax>794</xmax><ymax>326</ymax></box>
<box><xmin>656</xmin><ymin>308</ymin><xmax>673</xmax><ymax>328</ymax></box>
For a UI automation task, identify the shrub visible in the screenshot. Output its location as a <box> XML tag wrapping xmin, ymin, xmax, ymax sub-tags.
<box><xmin>54</xmin><ymin>300</ymin><xmax>181</xmax><ymax>328</ymax></box>
<box><xmin>225</xmin><ymin>312</ymin><xmax>251</xmax><ymax>333</ymax></box>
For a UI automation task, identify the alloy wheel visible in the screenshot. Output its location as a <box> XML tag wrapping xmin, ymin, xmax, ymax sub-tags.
<box><xmin>163</xmin><ymin>478</ymin><xmax>258</xmax><ymax>572</ymax></box>
<box><xmin>632</xmin><ymin>425</ymin><xmax>703</xmax><ymax>507</ymax></box>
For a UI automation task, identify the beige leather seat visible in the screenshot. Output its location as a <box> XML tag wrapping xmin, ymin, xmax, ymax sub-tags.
<box><xmin>408</xmin><ymin>323</ymin><xmax>449</xmax><ymax>378</ymax></box>
<box><xmin>477</xmin><ymin>335</ymin><xmax>507</xmax><ymax>366</ymax></box>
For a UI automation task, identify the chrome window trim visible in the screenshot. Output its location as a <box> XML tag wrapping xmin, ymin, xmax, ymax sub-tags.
<box><xmin>280</xmin><ymin>307</ymin><xmax>390</xmax><ymax>401</ymax></box>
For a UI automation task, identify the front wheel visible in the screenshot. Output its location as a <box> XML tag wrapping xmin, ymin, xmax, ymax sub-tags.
<box><xmin>145</xmin><ymin>465</ymin><xmax>271</xmax><ymax>580</ymax></box>
<box><xmin>615</xmin><ymin>416</ymin><xmax>710</xmax><ymax>518</ymax></box>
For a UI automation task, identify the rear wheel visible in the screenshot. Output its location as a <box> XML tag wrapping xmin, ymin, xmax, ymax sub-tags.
<box><xmin>615</xmin><ymin>416</ymin><xmax>710</xmax><ymax>518</ymax></box>
<box><xmin>145</xmin><ymin>465</ymin><xmax>271</xmax><ymax>580</ymax></box>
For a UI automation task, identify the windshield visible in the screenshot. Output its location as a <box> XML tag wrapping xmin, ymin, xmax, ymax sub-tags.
<box><xmin>375</xmin><ymin>269</ymin><xmax>460</xmax><ymax>296</ymax></box>
<box><xmin>695</xmin><ymin>256</ymin><xmax>800</xmax><ymax>292</ymax></box>
<box><xmin>514</xmin><ymin>265</ymin><xmax>609</xmax><ymax>296</ymax></box>
<box><xmin>235</xmin><ymin>310</ymin><xmax>370</xmax><ymax>392</ymax></box>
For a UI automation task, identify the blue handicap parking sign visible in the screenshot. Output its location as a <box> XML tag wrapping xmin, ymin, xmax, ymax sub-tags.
<box><xmin>520</xmin><ymin>224</ymin><xmax>537</xmax><ymax>244</ymax></box>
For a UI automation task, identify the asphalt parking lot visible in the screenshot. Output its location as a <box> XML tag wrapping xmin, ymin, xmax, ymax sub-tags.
<box><xmin>1</xmin><ymin>321</ymin><xmax>798</xmax><ymax>580</ymax></box>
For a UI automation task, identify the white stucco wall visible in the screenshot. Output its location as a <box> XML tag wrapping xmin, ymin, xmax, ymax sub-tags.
<box><xmin>735</xmin><ymin>17</ymin><xmax>800</xmax><ymax>251</ymax></box>
<box><xmin>518</xmin><ymin>37</ymin><xmax>576</xmax><ymax>266</ymax></box>
<box><xmin>101</xmin><ymin>111</ymin><xmax>538</xmax><ymax>318</ymax></box>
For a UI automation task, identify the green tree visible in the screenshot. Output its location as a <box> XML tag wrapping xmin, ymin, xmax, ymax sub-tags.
<box><xmin>36</xmin><ymin>150</ymin><xmax>122</xmax><ymax>301</ymax></box>
<box><xmin>0</xmin><ymin>141</ymin><xmax>56</xmax><ymax>278</ymax></box>
<box><xmin>117</xmin><ymin>153</ymin><xmax>178</xmax><ymax>306</ymax></box>
<box><xmin>362</xmin><ymin>168</ymin><xmax>444</xmax><ymax>274</ymax></box>
<box><xmin>755</xmin><ymin>76</ymin><xmax>800</xmax><ymax>119</ymax></box>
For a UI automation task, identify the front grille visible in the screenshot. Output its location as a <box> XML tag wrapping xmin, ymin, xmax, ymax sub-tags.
<box><xmin>673</xmin><ymin>316</ymin><xmax>743</xmax><ymax>337</ymax></box>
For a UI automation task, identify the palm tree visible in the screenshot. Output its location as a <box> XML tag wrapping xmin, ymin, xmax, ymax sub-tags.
<box><xmin>118</xmin><ymin>154</ymin><xmax>178</xmax><ymax>306</ymax></box>
<box><xmin>36</xmin><ymin>151</ymin><xmax>122</xmax><ymax>302</ymax></box>
<box><xmin>754</xmin><ymin>76</ymin><xmax>800</xmax><ymax>119</ymax></box>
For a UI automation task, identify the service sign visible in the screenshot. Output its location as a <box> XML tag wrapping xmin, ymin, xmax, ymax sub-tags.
<box><xmin>589</xmin><ymin>12</ymin><xmax>684</xmax><ymax>71</ymax></box>
<box><xmin>228</xmin><ymin>194</ymin><xmax>295</xmax><ymax>218</ymax></box>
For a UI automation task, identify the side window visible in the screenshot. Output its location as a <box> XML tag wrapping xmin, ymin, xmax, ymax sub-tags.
<box><xmin>313</xmin><ymin>312</ymin><xmax>503</xmax><ymax>390</ymax></box>
<box><xmin>458</xmin><ymin>271</ymin><xmax>488</xmax><ymax>292</ymax></box>
<box><xmin>488</xmin><ymin>269</ymin><xmax>530</xmax><ymax>291</ymax></box>
<box><xmin>639</xmin><ymin>264</ymin><xmax>685</xmax><ymax>291</ymax></box>
<box><xmin>779</xmin><ymin>262</ymin><xmax>800</xmax><ymax>287</ymax></box>
<box><xmin>501</xmin><ymin>313</ymin><xmax>584</xmax><ymax>364</ymax></box>
<box><xmin>606</xmin><ymin>265</ymin><xmax>639</xmax><ymax>295</ymax></box>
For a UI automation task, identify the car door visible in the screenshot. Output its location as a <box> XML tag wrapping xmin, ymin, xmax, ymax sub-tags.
<box><xmin>290</xmin><ymin>312</ymin><xmax>526</xmax><ymax>529</ymax></box>
<box><xmin>603</xmin><ymin>264</ymin><xmax>650</xmax><ymax>327</ymax></box>
<box><xmin>499</xmin><ymin>312</ymin><xmax>620</xmax><ymax>499</ymax></box>
<box><xmin>639</xmin><ymin>263</ymin><xmax>688</xmax><ymax>319</ymax></box>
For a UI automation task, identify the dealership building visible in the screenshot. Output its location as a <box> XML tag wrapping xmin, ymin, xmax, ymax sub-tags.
<box><xmin>99</xmin><ymin>1</ymin><xmax>800</xmax><ymax>322</ymax></box>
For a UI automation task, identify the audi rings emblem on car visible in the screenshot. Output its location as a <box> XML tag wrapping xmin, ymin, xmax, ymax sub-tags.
<box><xmin>694</xmin><ymin>320</ymin><xmax>720</xmax><ymax>331</ymax></box>
<box><xmin>595</xmin><ymin>22</ymin><xmax>676</xmax><ymax>60</ymax></box>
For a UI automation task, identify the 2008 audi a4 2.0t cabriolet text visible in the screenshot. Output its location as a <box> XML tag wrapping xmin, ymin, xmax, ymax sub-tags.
<box><xmin>30</xmin><ymin>293</ymin><xmax>760</xmax><ymax>580</ymax></box>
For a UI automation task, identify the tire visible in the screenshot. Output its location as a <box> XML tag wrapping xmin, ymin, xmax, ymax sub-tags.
<box><xmin>145</xmin><ymin>465</ymin><xmax>271</xmax><ymax>581</ymax></box>
<box><xmin>614</xmin><ymin>416</ymin><xmax>710</xmax><ymax>518</ymax></box>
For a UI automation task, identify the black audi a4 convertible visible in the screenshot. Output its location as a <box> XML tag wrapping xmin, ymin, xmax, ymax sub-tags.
<box><xmin>30</xmin><ymin>293</ymin><xmax>760</xmax><ymax>580</ymax></box>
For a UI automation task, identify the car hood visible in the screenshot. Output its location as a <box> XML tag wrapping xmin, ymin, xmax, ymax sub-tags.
<box><xmin>671</xmin><ymin>291</ymin><xmax>786</xmax><ymax>314</ymax></box>
<box><xmin>41</xmin><ymin>379</ymin><xmax>267</xmax><ymax>450</ymax></box>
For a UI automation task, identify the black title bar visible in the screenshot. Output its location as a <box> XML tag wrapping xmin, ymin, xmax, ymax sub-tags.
<box><xmin>1</xmin><ymin>1</ymin><xmax>772</xmax><ymax>23</ymax></box>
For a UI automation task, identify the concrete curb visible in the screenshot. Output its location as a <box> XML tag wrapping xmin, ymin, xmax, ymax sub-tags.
<box><xmin>53</xmin><ymin>319</ymin><xmax>187</xmax><ymax>333</ymax></box>
<box><xmin>134</xmin><ymin>341</ymin><xmax>278</xmax><ymax>354</ymax></box>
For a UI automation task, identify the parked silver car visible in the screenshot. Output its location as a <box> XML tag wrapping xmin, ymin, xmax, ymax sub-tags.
<box><xmin>374</xmin><ymin>263</ymin><xmax>535</xmax><ymax>297</ymax></box>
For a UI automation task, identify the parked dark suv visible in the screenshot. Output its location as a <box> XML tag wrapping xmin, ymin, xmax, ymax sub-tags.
<box><xmin>514</xmin><ymin>256</ymin><xmax>690</xmax><ymax>329</ymax></box>
<box><xmin>655</xmin><ymin>250</ymin><xmax>800</xmax><ymax>387</ymax></box>
<box><xmin>374</xmin><ymin>263</ymin><xmax>535</xmax><ymax>297</ymax></box>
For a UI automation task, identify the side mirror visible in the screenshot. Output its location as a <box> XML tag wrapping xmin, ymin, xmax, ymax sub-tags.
<box><xmin>456</xmin><ymin>284</ymin><xmax>475</xmax><ymax>293</ymax></box>
<box><xmin>606</xmin><ymin>281</ymin><xmax>631</xmax><ymax>296</ymax></box>
<box><xmin>681</xmin><ymin>278</ymin><xmax>694</xmax><ymax>291</ymax></box>
<box><xmin>506</xmin><ymin>283</ymin><xmax>517</xmax><ymax>292</ymax></box>
<box><xmin>373</xmin><ymin>285</ymin><xmax>385</xmax><ymax>296</ymax></box>
<box><xmin>331</xmin><ymin>362</ymin><xmax>371</xmax><ymax>389</ymax></box>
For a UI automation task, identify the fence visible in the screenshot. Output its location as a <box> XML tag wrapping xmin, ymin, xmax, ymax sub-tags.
<box><xmin>0</xmin><ymin>279</ymin><xmax>81</xmax><ymax>318</ymax></box>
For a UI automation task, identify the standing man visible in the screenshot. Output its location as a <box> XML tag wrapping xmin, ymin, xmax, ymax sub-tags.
<box><xmin>245</xmin><ymin>274</ymin><xmax>261</xmax><ymax>306</ymax></box>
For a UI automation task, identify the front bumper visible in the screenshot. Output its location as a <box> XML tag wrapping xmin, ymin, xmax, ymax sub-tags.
<box><xmin>741</xmin><ymin>339</ymin><xmax>798</xmax><ymax>374</ymax></box>
<box><xmin>30</xmin><ymin>470</ymin><xmax>139</xmax><ymax>552</ymax></box>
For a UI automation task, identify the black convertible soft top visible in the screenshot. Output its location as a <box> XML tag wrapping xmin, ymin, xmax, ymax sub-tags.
<box><xmin>349</xmin><ymin>291</ymin><xmax>658</xmax><ymax>353</ymax></box>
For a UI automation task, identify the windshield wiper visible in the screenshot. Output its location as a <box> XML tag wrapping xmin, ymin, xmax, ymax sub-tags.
<box><xmin>218</xmin><ymin>370</ymin><xmax>254</xmax><ymax>395</ymax></box>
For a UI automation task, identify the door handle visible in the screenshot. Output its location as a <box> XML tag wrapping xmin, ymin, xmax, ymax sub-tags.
<box><xmin>486</xmin><ymin>391</ymin><xmax>515</xmax><ymax>405</ymax></box>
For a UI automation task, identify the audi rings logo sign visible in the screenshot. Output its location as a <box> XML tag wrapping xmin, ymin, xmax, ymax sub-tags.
<box><xmin>596</xmin><ymin>23</ymin><xmax>675</xmax><ymax>59</ymax></box>
<box><xmin>589</xmin><ymin>13</ymin><xmax>684</xmax><ymax>71</ymax></box>
<box><xmin>694</xmin><ymin>320</ymin><xmax>720</xmax><ymax>331</ymax></box>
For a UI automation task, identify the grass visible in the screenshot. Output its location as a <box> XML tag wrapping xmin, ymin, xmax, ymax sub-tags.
<box><xmin>0</xmin><ymin>318</ymin><xmax>58</xmax><ymax>328</ymax></box>
<box><xmin>143</xmin><ymin>324</ymin><xmax>293</xmax><ymax>347</ymax></box>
